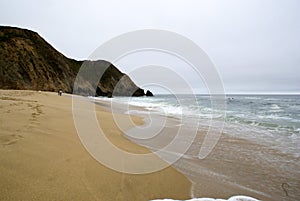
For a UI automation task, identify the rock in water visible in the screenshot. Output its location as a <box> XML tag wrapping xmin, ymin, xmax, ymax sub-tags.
<box><xmin>146</xmin><ymin>90</ymin><xmax>154</xmax><ymax>96</ymax></box>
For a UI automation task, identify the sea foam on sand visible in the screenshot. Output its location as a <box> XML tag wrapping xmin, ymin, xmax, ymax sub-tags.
<box><xmin>150</xmin><ymin>195</ymin><xmax>260</xmax><ymax>201</ymax></box>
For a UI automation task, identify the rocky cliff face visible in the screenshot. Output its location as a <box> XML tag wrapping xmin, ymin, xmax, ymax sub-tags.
<box><xmin>0</xmin><ymin>26</ymin><xmax>151</xmax><ymax>97</ymax></box>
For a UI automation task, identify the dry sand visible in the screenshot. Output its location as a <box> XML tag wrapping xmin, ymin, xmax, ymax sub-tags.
<box><xmin>0</xmin><ymin>90</ymin><xmax>191</xmax><ymax>201</ymax></box>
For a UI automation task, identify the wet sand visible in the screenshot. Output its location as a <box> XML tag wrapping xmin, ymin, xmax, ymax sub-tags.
<box><xmin>0</xmin><ymin>90</ymin><xmax>191</xmax><ymax>201</ymax></box>
<box><xmin>175</xmin><ymin>131</ymin><xmax>300</xmax><ymax>201</ymax></box>
<box><xmin>125</xmin><ymin>110</ymin><xmax>300</xmax><ymax>201</ymax></box>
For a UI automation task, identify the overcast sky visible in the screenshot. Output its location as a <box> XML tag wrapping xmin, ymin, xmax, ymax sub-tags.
<box><xmin>1</xmin><ymin>0</ymin><xmax>299</xmax><ymax>94</ymax></box>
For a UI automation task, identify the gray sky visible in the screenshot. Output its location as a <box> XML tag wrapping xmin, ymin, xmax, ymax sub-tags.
<box><xmin>1</xmin><ymin>0</ymin><xmax>299</xmax><ymax>94</ymax></box>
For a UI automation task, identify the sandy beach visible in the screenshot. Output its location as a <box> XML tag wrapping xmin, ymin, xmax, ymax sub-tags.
<box><xmin>0</xmin><ymin>90</ymin><xmax>191</xmax><ymax>201</ymax></box>
<box><xmin>1</xmin><ymin>90</ymin><xmax>299</xmax><ymax>201</ymax></box>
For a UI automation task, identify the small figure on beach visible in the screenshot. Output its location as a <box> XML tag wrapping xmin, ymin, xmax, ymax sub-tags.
<box><xmin>58</xmin><ymin>88</ymin><xmax>62</xmax><ymax>96</ymax></box>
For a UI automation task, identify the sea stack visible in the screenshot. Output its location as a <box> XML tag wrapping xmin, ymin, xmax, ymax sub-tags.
<box><xmin>146</xmin><ymin>90</ymin><xmax>154</xmax><ymax>96</ymax></box>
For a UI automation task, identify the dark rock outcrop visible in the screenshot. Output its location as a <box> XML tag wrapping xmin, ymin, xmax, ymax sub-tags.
<box><xmin>0</xmin><ymin>26</ymin><xmax>153</xmax><ymax>97</ymax></box>
<box><xmin>145</xmin><ymin>90</ymin><xmax>154</xmax><ymax>96</ymax></box>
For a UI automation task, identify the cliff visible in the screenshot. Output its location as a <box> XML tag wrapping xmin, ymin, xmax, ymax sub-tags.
<box><xmin>0</xmin><ymin>26</ymin><xmax>151</xmax><ymax>97</ymax></box>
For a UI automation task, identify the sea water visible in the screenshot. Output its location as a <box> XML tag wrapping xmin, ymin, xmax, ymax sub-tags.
<box><xmin>100</xmin><ymin>94</ymin><xmax>300</xmax><ymax>158</ymax></box>
<box><xmin>92</xmin><ymin>94</ymin><xmax>300</xmax><ymax>200</ymax></box>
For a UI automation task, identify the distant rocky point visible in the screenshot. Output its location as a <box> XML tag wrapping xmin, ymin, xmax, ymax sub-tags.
<box><xmin>0</xmin><ymin>26</ymin><xmax>153</xmax><ymax>97</ymax></box>
<box><xmin>145</xmin><ymin>90</ymin><xmax>154</xmax><ymax>96</ymax></box>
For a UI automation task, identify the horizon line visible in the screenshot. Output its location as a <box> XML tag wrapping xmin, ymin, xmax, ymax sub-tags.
<box><xmin>151</xmin><ymin>92</ymin><xmax>300</xmax><ymax>95</ymax></box>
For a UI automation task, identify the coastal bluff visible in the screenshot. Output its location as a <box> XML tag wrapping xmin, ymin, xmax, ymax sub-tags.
<box><xmin>0</xmin><ymin>26</ymin><xmax>152</xmax><ymax>97</ymax></box>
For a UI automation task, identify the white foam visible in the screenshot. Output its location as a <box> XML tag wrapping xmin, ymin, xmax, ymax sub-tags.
<box><xmin>244</xmin><ymin>97</ymin><xmax>262</xmax><ymax>100</ymax></box>
<box><xmin>289</xmin><ymin>133</ymin><xmax>299</xmax><ymax>140</ymax></box>
<box><xmin>270</xmin><ymin>104</ymin><xmax>280</xmax><ymax>109</ymax></box>
<box><xmin>150</xmin><ymin>195</ymin><xmax>260</xmax><ymax>201</ymax></box>
<box><xmin>257</xmin><ymin>114</ymin><xmax>293</xmax><ymax>121</ymax></box>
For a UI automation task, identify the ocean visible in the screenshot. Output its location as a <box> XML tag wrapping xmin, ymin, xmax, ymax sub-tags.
<box><xmin>92</xmin><ymin>94</ymin><xmax>300</xmax><ymax>200</ymax></box>
<box><xmin>105</xmin><ymin>94</ymin><xmax>300</xmax><ymax>157</ymax></box>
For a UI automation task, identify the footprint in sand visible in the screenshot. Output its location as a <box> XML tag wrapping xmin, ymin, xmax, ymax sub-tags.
<box><xmin>29</xmin><ymin>104</ymin><xmax>44</xmax><ymax>125</ymax></box>
<box><xmin>0</xmin><ymin>134</ymin><xmax>24</xmax><ymax>146</ymax></box>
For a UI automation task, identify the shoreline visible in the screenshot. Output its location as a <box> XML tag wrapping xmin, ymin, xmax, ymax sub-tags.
<box><xmin>1</xmin><ymin>90</ymin><xmax>299</xmax><ymax>200</ymax></box>
<box><xmin>94</xmin><ymin>96</ymin><xmax>300</xmax><ymax>200</ymax></box>
<box><xmin>0</xmin><ymin>90</ymin><xmax>191</xmax><ymax>201</ymax></box>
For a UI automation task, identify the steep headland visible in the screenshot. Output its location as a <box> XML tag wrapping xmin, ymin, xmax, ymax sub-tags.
<box><xmin>0</xmin><ymin>26</ymin><xmax>151</xmax><ymax>97</ymax></box>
